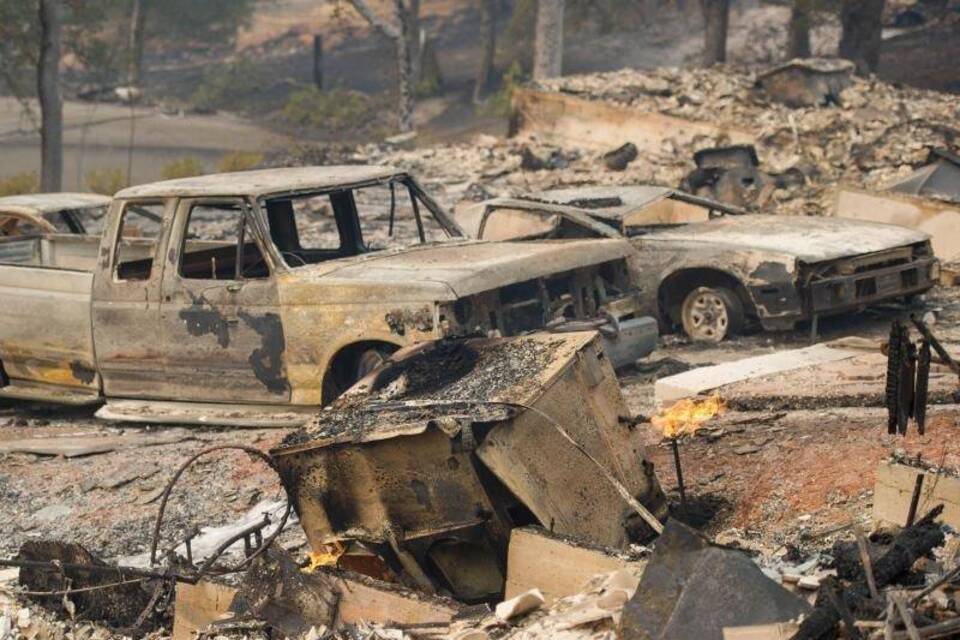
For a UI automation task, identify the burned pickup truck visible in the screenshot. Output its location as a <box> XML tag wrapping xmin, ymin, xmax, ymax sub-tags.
<box><xmin>0</xmin><ymin>193</ymin><xmax>110</xmax><ymax>237</ymax></box>
<box><xmin>0</xmin><ymin>167</ymin><xmax>656</xmax><ymax>425</ymax></box>
<box><xmin>457</xmin><ymin>186</ymin><xmax>939</xmax><ymax>342</ymax></box>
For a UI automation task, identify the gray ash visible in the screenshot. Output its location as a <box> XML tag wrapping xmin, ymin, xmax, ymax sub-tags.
<box><xmin>284</xmin><ymin>337</ymin><xmax>564</xmax><ymax>446</ymax></box>
<box><xmin>372</xmin><ymin>339</ymin><xmax>480</xmax><ymax>398</ymax></box>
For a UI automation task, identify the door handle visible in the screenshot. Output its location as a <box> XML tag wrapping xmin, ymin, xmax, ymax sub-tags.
<box><xmin>226</xmin><ymin>282</ymin><xmax>243</xmax><ymax>293</ymax></box>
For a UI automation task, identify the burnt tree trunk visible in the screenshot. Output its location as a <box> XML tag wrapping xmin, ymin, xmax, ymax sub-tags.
<box><xmin>127</xmin><ymin>0</ymin><xmax>147</xmax><ymax>87</ymax></box>
<box><xmin>839</xmin><ymin>0</ymin><xmax>885</xmax><ymax>74</ymax></box>
<box><xmin>346</xmin><ymin>0</ymin><xmax>415</xmax><ymax>132</ymax></box>
<box><xmin>474</xmin><ymin>0</ymin><xmax>496</xmax><ymax>102</ymax></box>
<box><xmin>406</xmin><ymin>0</ymin><xmax>421</xmax><ymax>88</ymax></box>
<box><xmin>313</xmin><ymin>34</ymin><xmax>323</xmax><ymax>89</ymax></box>
<box><xmin>700</xmin><ymin>0</ymin><xmax>730</xmax><ymax>65</ymax></box>
<box><xmin>787</xmin><ymin>0</ymin><xmax>812</xmax><ymax>59</ymax></box>
<box><xmin>38</xmin><ymin>0</ymin><xmax>63</xmax><ymax>191</ymax></box>
<box><xmin>533</xmin><ymin>0</ymin><xmax>564</xmax><ymax>81</ymax></box>
<box><xmin>394</xmin><ymin>0</ymin><xmax>414</xmax><ymax>131</ymax></box>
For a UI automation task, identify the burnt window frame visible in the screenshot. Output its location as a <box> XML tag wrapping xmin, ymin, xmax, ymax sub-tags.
<box><xmin>110</xmin><ymin>199</ymin><xmax>165</xmax><ymax>282</ymax></box>
<box><xmin>176</xmin><ymin>197</ymin><xmax>272</xmax><ymax>282</ymax></box>
<box><xmin>252</xmin><ymin>174</ymin><xmax>465</xmax><ymax>271</ymax></box>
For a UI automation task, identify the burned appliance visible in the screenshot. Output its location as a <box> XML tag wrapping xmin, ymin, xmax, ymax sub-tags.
<box><xmin>271</xmin><ymin>332</ymin><xmax>667</xmax><ymax>603</ymax></box>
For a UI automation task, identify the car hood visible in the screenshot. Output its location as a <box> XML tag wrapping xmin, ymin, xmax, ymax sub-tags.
<box><xmin>286</xmin><ymin>239</ymin><xmax>633</xmax><ymax>300</ymax></box>
<box><xmin>645</xmin><ymin>215</ymin><xmax>930</xmax><ymax>262</ymax></box>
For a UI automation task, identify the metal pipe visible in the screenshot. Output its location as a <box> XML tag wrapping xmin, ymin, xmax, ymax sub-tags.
<box><xmin>906</xmin><ymin>472</ymin><xmax>925</xmax><ymax>527</ymax></box>
<box><xmin>671</xmin><ymin>438</ymin><xmax>687</xmax><ymax>511</ymax></box>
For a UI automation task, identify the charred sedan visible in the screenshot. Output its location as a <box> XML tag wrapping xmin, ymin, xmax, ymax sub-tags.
<box><xmin>457</xmin><ymin>186</ymin><xmax>939</xmax><ymax>342</ymax></box>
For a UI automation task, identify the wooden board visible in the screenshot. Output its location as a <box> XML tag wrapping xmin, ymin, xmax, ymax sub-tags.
<box><xmin>331</xmin><ymin>574</ymin><xmax>458</xmax><ymax>635</ymax></box>
<box><xmin>173</xmin><ymin>572</ymin><xmax>459</xmax><ymax>639</ymax></box>
<box><xmin>873</xmin><ymin>461</ymin><xmax>960</xmax><ymax>529</ymax></box>
<box><xmin>723</xmin><ymin>623</ymin><xmax>800</xmax><ymax>640</ymax></box>
<box><xmin>172</xmin><ymin>581</ymin><xmax>237</xmax><ymax>640</ymax></box>
<box><xmin>505</xmin><ymin>527</ymin><xmax>645</xmax><ymax>604</ymax></box>
<box><xmin>654</xmin><ymin>343</ymin><xmax>862</xmax><ymax>405</ymax></box>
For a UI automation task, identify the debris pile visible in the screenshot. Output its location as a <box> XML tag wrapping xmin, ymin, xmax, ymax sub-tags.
<box><xmin>270</xmin><ymin>65</ymin><xmax>958</xmax><ymax>223</ymax></box>
<box><xmin>525</xmin><ymin>65</ymin><xmax>959</xmax><ymax>210</ymax></box>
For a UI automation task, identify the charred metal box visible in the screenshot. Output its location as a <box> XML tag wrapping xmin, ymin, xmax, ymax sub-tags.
<box><xmin>271</xmin><ymin>332</ymin><xmax>666</xmax><ymax>602</ymax></box>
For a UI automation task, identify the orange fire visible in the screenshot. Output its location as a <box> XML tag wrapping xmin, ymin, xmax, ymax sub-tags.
<box><xmin>652</xmin><ymin>394</ymin><xmax>726</xmax><ymax>439</ymax></box>
<box><xmin>304</xmin><ymin>541</ymin><xmax>346</xmax><ymax>573</ymax></box>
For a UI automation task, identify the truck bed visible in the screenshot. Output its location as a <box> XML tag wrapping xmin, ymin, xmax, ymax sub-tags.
<box><xmin>0</xmin><ymin>235</ymin><xmax>100</xmax><ymax>396</ymax></box>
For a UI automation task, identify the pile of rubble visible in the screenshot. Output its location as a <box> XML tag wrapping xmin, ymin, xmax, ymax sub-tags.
<box><xmin>3</xmin><ymin>328</ymin><xmax>960</xmax><ymax>640</ymax></box>
<box><xmin>274</xmin><ymin>64</ymin><xmax>959</xmax><ymax>221</ymax></box>
<box><xmin>529</xmin><ymin>65</ymin><xmax>959</xmax><ymax>191</ymax></box>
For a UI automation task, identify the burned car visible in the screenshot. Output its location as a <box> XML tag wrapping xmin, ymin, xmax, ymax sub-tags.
<box><xmin>0</xmin><ymin>167</ymin><xmax>656</xmax><ymax>425</ymax></box>
<box><xmin>0</xmin><ymin>193</ymin><xmax>110</xmax><ymax>236</ymax></box>
<box><xmin>457</xmin><ymin>186</ymin><xmax>939</xmax><ymax>342</ymax></box>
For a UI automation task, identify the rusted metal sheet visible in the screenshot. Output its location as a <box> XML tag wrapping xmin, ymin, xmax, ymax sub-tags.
<box><xmin>271</xmin><ymin>332</ymin><xmax>667</xmax><ymax>601</ymax></box>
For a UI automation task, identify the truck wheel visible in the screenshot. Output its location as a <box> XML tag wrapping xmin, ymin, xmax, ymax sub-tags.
<box><xmin>355</xmin><ymin>348</ymin><xmax>391</xmax><ymax>380</ymax></box>
<box><xmin>680</xmin><ymin>286</ymin><xmax>744</xmax><ymax>342</ymax></box>
<box><xmin>322</xmin><ymin>345</ymin><xmax>397</xmax><ymax>404</ymax></box>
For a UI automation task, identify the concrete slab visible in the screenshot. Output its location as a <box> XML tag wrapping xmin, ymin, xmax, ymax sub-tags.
<box><xmin>654</xmin><ymin>342</ymin><xmax>863</xmax><ymax>405</ymax></box>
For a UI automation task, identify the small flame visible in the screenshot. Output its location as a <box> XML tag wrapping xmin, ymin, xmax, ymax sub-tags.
<box><xmin>304</xmin><ymin>542</ymin><xmax>346</xmax><ymax>573</ymax></box>
<box><xmin>652</xmin><ymin>394</ymin><xmax>726</xmax><ymax>439</ymax></box>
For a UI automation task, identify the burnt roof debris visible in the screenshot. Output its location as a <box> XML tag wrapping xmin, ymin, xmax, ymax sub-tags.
<box><xmin>888</xmin><ymin>147</ymin><xmax>960</xmax><ymax>203</ymax></box>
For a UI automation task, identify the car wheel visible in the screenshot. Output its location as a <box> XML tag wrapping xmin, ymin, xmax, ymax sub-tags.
<box><xmin>680</xmin><ymin>286</ymin><xmax>744</xmax><ymax>343</ymax></box>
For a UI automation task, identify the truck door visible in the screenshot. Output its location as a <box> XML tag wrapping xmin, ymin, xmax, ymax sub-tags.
<box><xmin>160</xmin><ymin>198</ymin><xmax>289</xmax><ymax>403</ymax></box>
<box><xmin>92</xmin><ymin>199</ymin><xmax>168</xmax><ymax>397</ymax></box>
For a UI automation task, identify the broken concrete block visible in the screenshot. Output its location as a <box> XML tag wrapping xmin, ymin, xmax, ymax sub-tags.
<box><xmin>495</xmin><ymin>589</ymin><xmax>544</xmax><ymax>621</ymax></box>
<box><xmin>618</xmin><ymin>521</ymin><xmax>811</xmax><ymax>640</ymax></box>
<box><xmin>654</xmin><ymin>342</ymin><xmax>862</xmax><ymax>404</ymax></box>
<box><xmin>833</xmin><ymin>187</ymin><xmax>960</xmax><ymax>262</ymax></box>
<box><xmin>797</xmin><ymin>575</ymin><xmax>821</xmax><ymax>590</ymax></box>
<box><xmin>873</xmin><ymin>460</ymin><xmax>960</xmax><ymax>530</ymax></box>
<box><xmin>505</xmin><ymin>527</ymin><xmax>646</xmax><ymax>604</ymax></box>
<box><xmin>510</xmin><ymin>87</ymin><xmax>755</xmax><ymax>153</ymax></box>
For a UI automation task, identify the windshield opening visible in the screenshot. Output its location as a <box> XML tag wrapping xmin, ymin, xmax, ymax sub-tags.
<box><xmin>259</xmin><ymin>177</ymin><xmax>456</xmax><ymax>269</ymax></box>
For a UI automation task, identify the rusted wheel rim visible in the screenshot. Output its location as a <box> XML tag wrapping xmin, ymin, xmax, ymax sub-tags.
<box><xmin>683</xmin><ymin>290</ymin><xmax>729</xmax><ymax>342</ymax></box>
<box><xmin>356</xmin><ymin>349</ymin><xmax>389</xmax><ymax>379</ymax></box>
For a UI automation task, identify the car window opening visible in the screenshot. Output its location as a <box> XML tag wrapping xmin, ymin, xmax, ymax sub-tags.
<box><xmin>261</xmin><ymin>178</ymin><xmax>452</xmax><ymax>269</ymax></box>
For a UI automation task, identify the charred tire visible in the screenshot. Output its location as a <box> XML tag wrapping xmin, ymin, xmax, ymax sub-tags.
<box><xmin>322</xmin><ymin>344</ymin><xmax>398</xmax><ymax>405</ymax></box>
<box><xmin>680</xmin><ymin>286</ymin><xmax>744</xmax><ymax>343</ymax></box>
